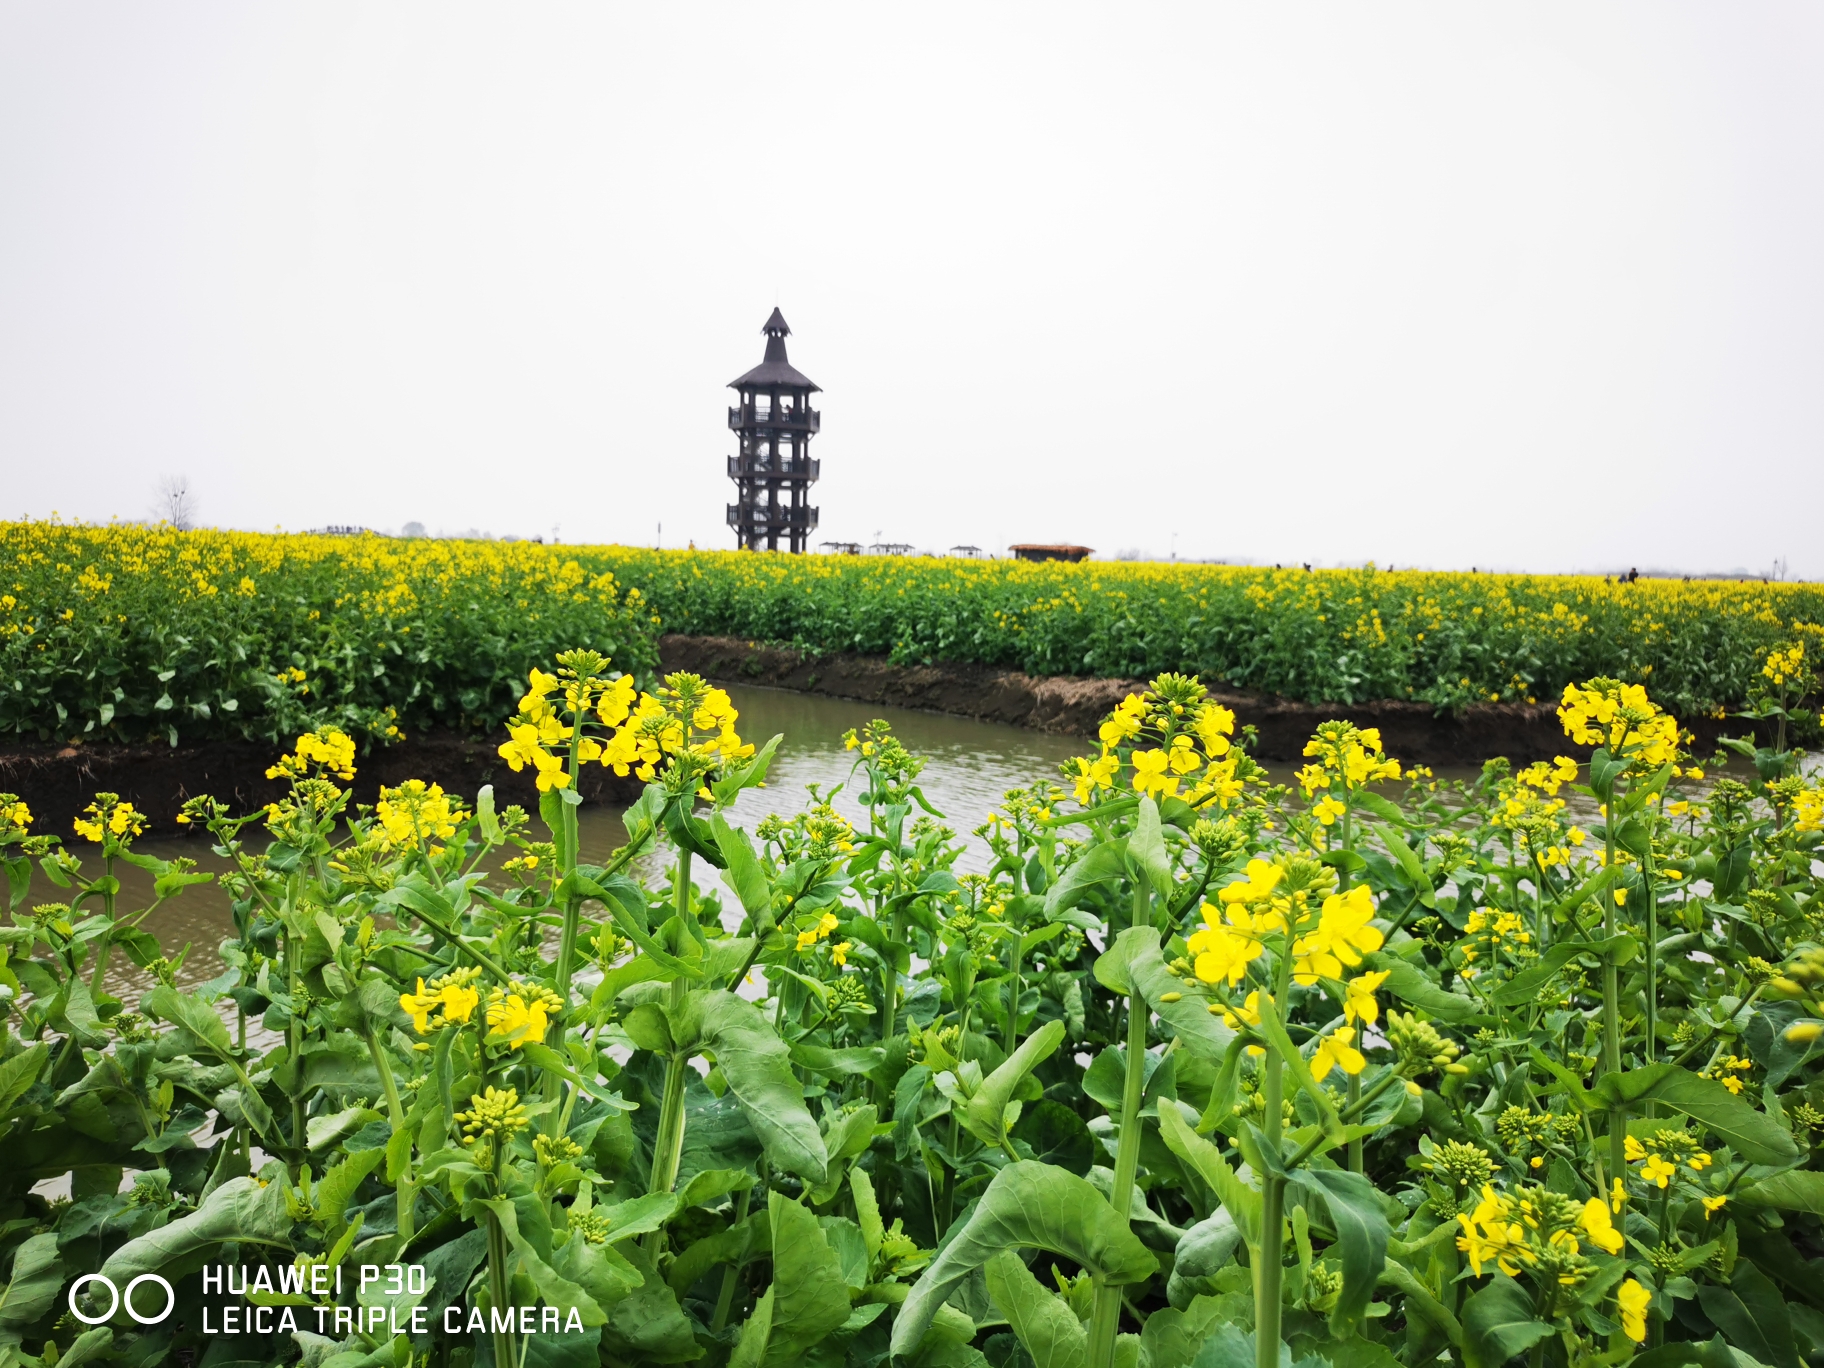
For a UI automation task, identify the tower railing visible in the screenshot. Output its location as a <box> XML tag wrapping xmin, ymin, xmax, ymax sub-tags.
<box><xmin>729</xmin><ymin>406</ymin><xmax>821</xmax><ymax>433</ymax></box>
<box><xmin>728</xmin><ymin>456</ymin><xmax>820</xmax><ymax>480</ymax></box>
<box><xmin>727</xmin><ymin>504</ymin><xmax>819</xmax><ymax>530</ymax></box>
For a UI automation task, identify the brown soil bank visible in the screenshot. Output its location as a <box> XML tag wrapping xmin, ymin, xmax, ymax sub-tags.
<box><xmin>0</xmin><ymin>730</ymin><xmax>642</xmax><ymax>836</ymax></box>
<box><xmin>660</xmin><ymin>634</ymin><xmax>1732</xmax><ymax>768</ymax></box>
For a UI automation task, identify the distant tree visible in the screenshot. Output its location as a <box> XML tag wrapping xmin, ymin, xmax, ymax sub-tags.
<box><xmin>153</xmin><ymin>475</ymin><xmax>198</xmax><ymax>531</ymax></box>
<box><xmin>402</xmin><ymin>521</ymin><xmax>427</xmax><ymax>537</ymax></box>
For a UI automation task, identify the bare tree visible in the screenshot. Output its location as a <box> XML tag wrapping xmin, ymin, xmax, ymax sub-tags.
<box><xmin>153</xmin><ymin>475</ymin><xmax>198</xmax><ymax>531</ymax></box>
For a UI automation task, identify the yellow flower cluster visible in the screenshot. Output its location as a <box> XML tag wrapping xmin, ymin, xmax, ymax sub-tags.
<box><xmin>400</xmin><ymin>967</ymin><xmax>482</xmax><ymax>1033</ymax></box>
<box><xmin>1</xmin><ymin>797</ymin><xmax>30</xmax><ymax>836</ymax></box>
<box><xmin>1763</xmin><ymin>641</ymin><xmax>1807</xmax><ymax>687</ymax></box>
<box><xmin>374</xmin><ymin>779</ymin><xmax>463</xmax><ymax>849</ymax></box>
<box><xmin>1296</xmin><ymin>721</ymin><xmax>1402</xmax><ymax>796</ymax></box>
<box><xmin>1187</xmin><ymin>861</ymin><xmax>1384</xmax><ymax>989</ymax></box>
<box><xmin>1557</xmin><ymin>680</ymin><xmax>1679</xmax><ymax>766</ymax></box>
<box><xmin>1075</xmin><ymin>678</ymin><xmax>1245</xmax><ymax>807</ymax></box>
<box><xmin>486</xmin><ymin>983</ymin><xmax>564</xmax><ymax>1049</ymax></box>
<box><xmin>796</xmin><ymin>910</ymin><xmax>841</xmax><ymax>953</ymax></box>
<box><xmin>1797</xmin><ymin>787</ymin><xmax>1823</xmax><ymax>835</ymax></box>
<box><xmin>266</xmin><ymin>728</ymin><xmax>358</xmax><ymax>782</ymax></box>
<box><xmin>1623</xmin><ymin>1131</ymin><xmax>1714</xmax><ymax>1187</ymax></box>
<box><xmin>72</xmin><ymin>796</ymin><xmax>146</xmax><ymax>846</ymax></box>
<box><xmin>1454</xmin><ymin>1184</ymin><xmax>1625</xmax><ymax>1275</ymax></box>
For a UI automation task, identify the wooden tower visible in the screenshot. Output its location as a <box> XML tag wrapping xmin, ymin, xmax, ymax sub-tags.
<box><xmin>727</xmin><ymin>308</ymin><xmax>821</xmax><ymax>552</ymax></box>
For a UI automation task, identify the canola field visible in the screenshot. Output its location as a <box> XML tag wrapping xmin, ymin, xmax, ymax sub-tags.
<box><xmin>0</xmin><ymin>521</ymin><xmax>656</xmax><ymax>745</ymax></box>
<box><xmin>596</xmin><ymin>548</ymin><xmax>1823</xmax><ymax>716</ymax></box>
<box><xmin>4</xmin><ymin>522</ymin><xmax>1820</xmax><ymax>745</ymax></box>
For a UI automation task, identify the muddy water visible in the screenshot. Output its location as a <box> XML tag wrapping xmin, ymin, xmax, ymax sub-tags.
<box><xmin>90</xmin><ymin>686</ymin><xmax>1089</xmax><ymax>1001</ymax></box>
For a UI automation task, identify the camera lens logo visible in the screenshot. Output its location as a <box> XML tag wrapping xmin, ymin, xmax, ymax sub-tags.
<box><xmin>67</xmin><ymin>1274</ymin><xmax>175</xmax><ymax>1326</ymax></box>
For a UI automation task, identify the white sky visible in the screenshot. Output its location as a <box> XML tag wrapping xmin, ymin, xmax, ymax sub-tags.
<box><xmin>2</xmin><ymin>5</ymin><xmax>1820</xmax><ymax>577</ymax></box>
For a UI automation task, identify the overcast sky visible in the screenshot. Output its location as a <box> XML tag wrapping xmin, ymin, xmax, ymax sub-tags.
<box><xmin>2</xmin><ymin>5</ymin><xmax>1820</xmax><ymax>577</ymax></box>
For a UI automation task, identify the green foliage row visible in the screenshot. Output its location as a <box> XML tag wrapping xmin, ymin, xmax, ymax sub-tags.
<box><xmin>595</xmin><ymin>547</ymin><xmax>1824</xmax><ymax>715</ymax></box>
<box><xmin>0</xmin><ymin>522</ymin><xmax>657</xmax><ymax>747</ymax></box>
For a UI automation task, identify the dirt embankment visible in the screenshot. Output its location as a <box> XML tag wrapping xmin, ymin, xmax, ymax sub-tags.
<box><xmin>658</xmin><ymin>633</ymin><xmax>1732</xmax><ymax>768</ymax></box>
<box><xmin>0</xmin><ymin>731</ymin><xmax>643</xmax><ymax>836</ymax></box>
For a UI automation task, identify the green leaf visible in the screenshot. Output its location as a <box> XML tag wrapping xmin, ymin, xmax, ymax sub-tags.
<box><xmin>1363</xmin><ymin>953</ymin><xmax>1485</xmax><ymax>1025</ymax></box>
<box><xmin>1127</xmin><ymin>796</ymin><xmax>1172</xmax><ymax>899</ymax></box>
<box><xmin>1044</xmin><ymin>841</ymin><xmax>1129</xmax><ymax>921</ymax></box>
<box><xmin>696</xmin><ymin>990</ymin><xmax>829</xmax><ymax>1184</ymax></box>
<box><xmin>1590</xmin><ymin>1064</ymin><xmax>1801</xmax><ymax>1165</ymax></box>
<box><xmin>851</xmin><ymin>1167</ymin><xmax>884</xmax><ymax>1261</ymax></box>
<box><xmin>315</xmin><ymin>1148</ymin><xmax>385</xmax><ymax>1230</ymax></box>
<box><xmin>1252</xmin><ymin>998</ymin><xmax>1343</xmax><ymax>1146</ymax></box>
<box><xmin>712</xmin><ymin>814</ymin><xmax>774</xmax><ymax>931</ymax></box>
<box><xmin>1698</xmin><ymin>1263</ymin><xmax>1800</xmax><ymax>1368</ymax></box>
<box><xmin>145</xmin><ymin>982</ymin><xmax>235</xmax><ymax>1058</ymax></box>
<box><xmin>729</xmin><ymin>1287</ymin><xmax>774</xmax><ymax>1368</ymax></box>
<box><xmin>571</xmin><ymin>872</ymin><xmax>704</xmax><ymax>980</ymax></box>
<box><xmin>0</xmin><ymin>1233</ymin><xmax>63</xmax><ymax>1328</ymax></box>
<box><xmin>1461</xmin><ymin>1275</ymin><xmax>1553</xmax><ymax>1368</ymax></box>
<box><xmin>100</xmin><ymin>1173</ymin><xmax>294</xmax><ymax>1286</ymax></box>
<box><xmin>1376</xmin><ymin>825</ymin><xmax>1435</xmax><ymax>908</ymax></box>
<box><xmin>889</xmin><ymin>1161</ymin><xmax>1157</xmax><ymax>1358</ymax></box>
<box><xmin>1158</xmin><ymin>1103</ymin><xmax>1260</xmax><ymax>1246</ymax></box>
<box><xmin>474</xmin><ymin>1197</ymin><xmax>607</xmax><ymax>1326</ymax></box>
<box><xmin>0</xmin><ymin>1044</ymin><xmax>48</xmax><ymax>1118</ymax></box>
<box><xmin>1739</xmin><ymin>1169</ymin><xmax>1824</xmax><ymax>1215</ymax></box>
<box><xmin>1285</xmin><ymin>1166</ymin><xmax>1390</xmax><ymax>1335</ymax></box>
<box><xmin>984</xmin><ymin>1249</ymin><xmax>1087</xmax><ymax>1368</ymax></box>
<box><xmin>964</xmin><ymin>1019</ymin><xmax>1065</xmax><ymax>1149</ymax></box>
<box><xmin>757</xmin><ymin>1193</ymin><xmax>853</xmax><ymax>1367</ymax></box>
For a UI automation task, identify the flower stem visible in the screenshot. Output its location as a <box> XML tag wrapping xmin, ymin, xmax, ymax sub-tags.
<box><xmin>644</xmin><ymin>846</ymin><xmax>695</xmax><ymax>1252</ymax></box>
<box><xmin>1602</xmin><ymin>820</ymin><xmax>1626</xmax><ymax>1187</ymax></box>
<box><xmin>1087</xmin><ymin>882</ymin><xmax>1152</xmax><ymax>1368</ymax></box>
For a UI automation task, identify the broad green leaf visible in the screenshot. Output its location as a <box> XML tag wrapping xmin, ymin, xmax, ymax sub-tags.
<box><xmin>100</xmin><ymin>1173</ymin><xmax>294</xmax><ymax>1286</ymax></box>
<box><xmin>1158</xmin><ymin>1104</ymin><xmax>1260</xmax><ymax>1246</ymax></box>
<box><xmin>889</xmin><ymin>1161</ymin><xmax>1156</xmax><ymax>1357</ymax></box>
<box><xmin>1363</xmin><ymin>954</ymin><xmax>1485</xmax><ymax>1025</ymax></box>
<box><xmin>1461</xmin><ymin>1276</ymin><xmax>1552</xmax><ymax>1368</ymax></box>
<box><xmin>1698</xmin><ymin>1264</ymin><xmax>1800</xmax><ymax>1368</ymax></box>
<box><xmin>964</xmin><ymin>1019</ymin><xmax>1065</xmax><ymax>1149</ymax></box>
<box><xmin>729</xmin><ymin>1287</ymin><xmax>774</xmax><ymax>1368</ymax></box>
<box><xmin>601</xmin><ymin>1243</ymin><xmax>699</xmax><ymax>1362</ymax></box>
<box><xmin>315</xmin><ymin>1148</ymin><xmax>385</xmax><ymax>1230</ymax></box>
<box><xmin>1127</xmin><ymin>796</ymin><xmax>1172</xmax><ymax>899</ymax></box>
<box><xmin>696</xmin><ymin>990</ymin><xmax>829</xmax><ymax>1184</ymax></box>
<box><xmin>1376</xmin><ymin>825</ymin><xmax>1435</xmax><ymax>907</ymax></box>
<box><xmin>1044</xmin><ymin>841</ymin><xmax>1129</xmax><ymax>920</ymax></box>
<box><xmin>1165</xmin><ymin>1212</ymin><xmax>1242</xmax><ymax>1311</ymax></box>
<box><xmin>1590</xmin><ymin>1064</ymin><xmax>1800</xmax><ymax>1165</ymax></box>
<box><xmin>789</xmin><ymin>1042</ymin><xmax>887</xmax><ymax>1077</ymax></box>
<box><xmin>474</xmin><ymin>1197</ymin><xmax>607</xmax><ymax>1326</ymax></box>
<box><xmin>1285</xmin><ymin>1166</ymin><xmax>1390</xmax><ymax>1334</ymax></box>
<box><xmin>1251</xmin><ymin>998</ymin><xmax>1343</xmax><ymax>1146</ymax></box>
<box><xmin>851</xmin><ymin>1167</ymin><xmax>884</xmax><ymax>1261</ymax></box>
<box><xmin>0</xmin><ymin>1044</ymin><xmax>48</xmax><ymax>1118</ymax></box>
<box><xmin>145</xmin><ymin>983</ymin><xmax>235</xmax><ymax>1058</ymax></box>
<box><xmin>761</xmin><ymin>1193</ymin><xmax>852</xmax><ymax>1367</ymax></box>
<box><xmin>712</xmin><ymin>814</ymin><xmax>774</xmax><ymax>930</ymax></box>
<box><xmin>984</xmin><ymin>1249</ymin><xmax>1087</xmax><ymax>1368</ymax></box>
<box><xmin>0</xmin><ymin>1233</ymin><xmax>63</xmax><ymax>1328</ymax></box>
<box><xmin>1739</xmin><ymin>1169</ymin><xmax>1824</xmax><ymax>1215</ymax></box>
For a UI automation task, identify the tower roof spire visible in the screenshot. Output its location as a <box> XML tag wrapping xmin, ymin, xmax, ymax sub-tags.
<box><xmin>730</xmin><ymin>307</ymin><xmax>819</xmax><ymax>391</ymax></box>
